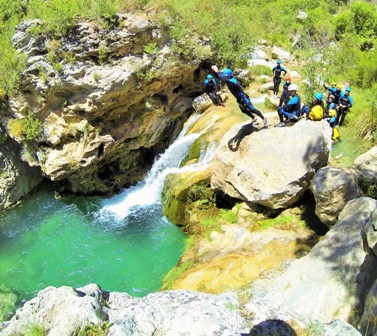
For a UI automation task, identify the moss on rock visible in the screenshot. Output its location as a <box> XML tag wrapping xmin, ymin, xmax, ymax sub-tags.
<box><xmin>162</xmin><ymin>167</ymin><xmax>213</xmax><ymax>227</ymax></box>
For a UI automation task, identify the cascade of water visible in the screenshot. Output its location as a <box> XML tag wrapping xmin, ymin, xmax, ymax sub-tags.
<box><xmin>96</xmin><ymin>113</ymin><xmax>202</xmax><ymax>223</ymax></box>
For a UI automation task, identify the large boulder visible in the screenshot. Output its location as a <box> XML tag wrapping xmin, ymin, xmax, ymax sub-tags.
<box><xmin>245</xmin><ymin>197</ymin><xmax>377</xmax><ymax>325</ymax></box>
<box><xmin>350</xmin><ymin>146</ymin><xmax>377</xmax><ymax>197</ymax></box>
<box><xmin>1</xmin><ymin>285</ymin><xmax>249</xmax><ymax>336</ymax></box>
<box><xmin>6</xmin><ymin>14</ymin><xmax>208</xmax><ymax>194</ymax></box>
<box><xmin>311</xmin><ymin>166</ymin><xmax>362</xmax><ymax>227</ymax></box>
<box><xmin>211</xmin><ymin>120</ymin><xmax>332</xmax><ymax>209</ymax></box>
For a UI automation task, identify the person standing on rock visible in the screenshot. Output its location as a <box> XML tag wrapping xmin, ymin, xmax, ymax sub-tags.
<box><xmin>276</xmin><ymin>84</ymin><xmax>301</xmax><ymax>127</ymax></box>
<box><xmin>278</xmin><ymin>76</ymin><xmax>292</xmax><ymax>107</ymax></box>
<box><xmin>337</xmin><ymin>86</ymin><xmax>353</xmax><ymax>126</ymax></box>
<box><xmin>272</xmin><ymin>59</ymin><xmax>287</xmax><ymax>98</ymax></box>
<box><xmin>211</xmin><ymin>65</ymin><xmax>268</xmax><ymax>127</ymax></box>
<box><xmin>203</xmin><ymin>74</ymin><xmax>225</xmax><ymax>107</ymax></box>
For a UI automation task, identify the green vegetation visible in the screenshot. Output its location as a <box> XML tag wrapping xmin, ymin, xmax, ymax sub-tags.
<box><xmin>163</xmin><ymin>260</ymin><xmax>193</xmax><ymax>289</ymax></box>
<box><xmin>7</xmin><ymin>111</ymin><xmax>42</xmax><ymax>141</ymax></box>
<box><xmin>24</xmin><ymin>324</ymin><xmax>47</xmax><ymax>336</ymax></box>
<box><xmin>0</xmin><ymin>0</ymin><xmax>375</xmax><ymax>138</ymax></box>
<box><xmin>257</xmin><ymin>214</ymin><xmax>305</xmax><ymax>231</ymax></box>
<box><xmin>76</xmin><ymin>322</ymin><xmax>111</xmax><ymax>336</ymax></box>
<box><xmin>143</xmin><ymin>42</ymin><xmax>159</xmax><ymax>55</ymax></box>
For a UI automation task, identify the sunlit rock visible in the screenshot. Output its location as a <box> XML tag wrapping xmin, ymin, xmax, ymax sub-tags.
<box><xmin>211</xmin><ymin>120</ymin><xmax>332</xmax><ymax>209</ymax></box>
<box><xmin>245</xmin><ymin>197</ymin><xmax>377</xmax><ymax>325</ymax></box>
<box><xmin>311</xmin><ymin>166</ymin><xmax>362</xmax><ymax>227</ymax></box>
<box><xmin>8</xmin><ymin>13</ymin><xmax>206</xmax><ymax>194</ymax></box>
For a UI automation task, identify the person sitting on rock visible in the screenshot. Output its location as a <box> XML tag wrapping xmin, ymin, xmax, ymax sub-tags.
<box><xmin>203</xmin><ymin>74</ymin><xmax>224</xmax><ymax>107</ymax></box>
<box><xmin>278</xmin><ymin>76</ymin><xmax>292</xmax><ymax>107</ymax></box>
<box><xmin>307</xmin><ymin>92</ymin><xmax>325</xmax><ymax>121</ymax></box>
<box><xmin>337</xmin><ymin>86</ymin><xmax>353</xmax><ymax>126</ymax></box>
<box><xmin>272</xmin><ymin>59</ymin><xmax>287</xmax><ymax>98</ymax></box>
<box><xmin>276</xmin><ymin>84</ymin><xmax>301</xmax><ymax>127</ymax></box>
<box><xmin>211</xmin><ymin>65</ymin><xmax>267</xmax><ymax>127</ymax></box>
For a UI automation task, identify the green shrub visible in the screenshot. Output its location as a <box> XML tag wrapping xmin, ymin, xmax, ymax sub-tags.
<box><xmin>219</xmin><ymin>209</ymin><xmax>238</xmax><ymax>224</ymax></box>
<box><xmin>249</xmin><ymin>65</ymin><xmax>271</xmax><ymax>77</ymax></box>
<box><xmin>24</xmin><ymin>112</ymin><xmax>43</xmax><ymax>141</ymax></box>
<box><xmin>143</xmin><ymin>42</ymin><xmax>158</xmax><ymax>55</ymax></box>
<box><xmin>77</xmin><ymin>322</ymin><xmax>111</xmax><ymax>336</ymax></box>
<box><xmin>7</xmin><ymin>118</ymin><xmax>26</xmax><ymax>139</ymax></box>
<box><xmin>25</xmin><ymin>324</ymin><xmax>47</xmax><ymax>336</ymax></box>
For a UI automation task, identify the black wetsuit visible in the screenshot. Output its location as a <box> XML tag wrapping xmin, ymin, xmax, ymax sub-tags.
<box><xmin>272</xmin><ymin>65</ymin><xmax>287</xmax><ymax>96</ymax></box>
<box><xmin>215</xmin><ymin>72</ymin><xmax>265</xmax><ymax>120</ymax></box>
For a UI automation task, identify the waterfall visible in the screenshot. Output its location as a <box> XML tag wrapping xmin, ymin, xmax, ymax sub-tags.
<box><xmin>95</xmin><ymin>113</ymin><xmax>205</xmax><ymax>224</ymax></box>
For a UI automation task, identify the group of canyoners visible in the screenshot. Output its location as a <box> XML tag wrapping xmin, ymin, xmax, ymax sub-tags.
<box><xmin>203</xmin><ymin>61</ymin><xmax>353</xmax><ymax>139</ymax></box>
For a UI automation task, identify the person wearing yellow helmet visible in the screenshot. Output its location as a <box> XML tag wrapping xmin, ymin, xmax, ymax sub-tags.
<box><xmin>307</xmin><ymin>92</ymin><xmax>325</xmax><ymax>121</ymax></box>
<box><xmin>333</xmin><ymin>83</ymin><xmax>344</xmax><ymax>106</ymax></box>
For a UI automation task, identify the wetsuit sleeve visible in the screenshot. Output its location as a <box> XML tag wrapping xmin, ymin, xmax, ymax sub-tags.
<box><xmin>282</xmin><ymin>66</ymin><xmax>287</xmax><ymax>76</ymax></box>
<box><xmin>215</xmin><ymin>72</ymin><xmax>232</xmax><ymax>83</ymax></box>
<box><xmin>349</xmin><ymin>96</ymin><xmax>354</xmax><ymax>107</ymax></box>
<box><xmin>282</xmin><ymin>95</ymin><xmax>299</xmax><ymax>111</ymax></box>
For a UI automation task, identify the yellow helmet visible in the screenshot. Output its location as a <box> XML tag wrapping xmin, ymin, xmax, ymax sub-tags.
<box><xmin>336</xmin><ymin>83</ymin><xmax>343</xmax><ymax>90</ymax></box>
<box><xmin>328</xmin><ymin>109</ymin><xmax>336</xmax><ymax>117</ymax></box>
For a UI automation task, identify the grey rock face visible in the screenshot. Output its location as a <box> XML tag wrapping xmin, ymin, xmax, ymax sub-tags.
<box><xmin>211</xmin><ymin>120</ymin><xmax>332</xmax><ymax>209</ymax></box>
<box><xmin>0</xmin><ymin>136</ymin><xmax>44</xmax><ymax>210</ymax></box>
<box><xmin>245</xmin><ymin>197</ymin><xmax>377</xmax><ymax>326</ymax></box>
<box><xmin>311</xmin><ymin>166</ymin><xmax>362</xmax><ymax>227</ymax></box>
<box><xmin>0</xmin><ymin>285</ymin><xmax>249</xmax><ymax>336</ymax></box>
<box><xmin>7</xmin><ymin>14</ymin><xmax>206</xmax><ymax>194</ymax></box>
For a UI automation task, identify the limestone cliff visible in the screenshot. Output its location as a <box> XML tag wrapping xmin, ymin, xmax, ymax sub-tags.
<box><xmin>4</xmin><ymin>13</ymin><xmax>209</xmax><ymax>196</ymax></box>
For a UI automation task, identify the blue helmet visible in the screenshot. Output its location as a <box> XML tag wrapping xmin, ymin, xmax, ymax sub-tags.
<box><xmin>277</xmin><ymin>59</ymin><xmax>281</xmax><ymax>64</ymax></box>
<box><xmin>222</xmin><ymin>68</ymin><xmax>233</xmax><ymax>77</ymax></box>
<box><xmin>207</xmin><ymin>74</ymin><xmax>213</xmax><ymax>79</ymax></box>
<box><xmin>345</xmin><ymin>86</ymin><xmax>351</xmax><ymax>92</ymax></box>
<box><xmin>314</xmin><ymin>92</ymin><xmax>323</xmax><ymax>101</ymax></box>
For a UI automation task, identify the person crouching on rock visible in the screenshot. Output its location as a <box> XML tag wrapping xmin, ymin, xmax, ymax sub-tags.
<box><xmin>211</xmin><ymin>65</ymin><xmax>268</xmax><ymax>127</ymax></box>
<box><xmin>203</xmin><ymin>74</ymin><xmax>225</xmax><ymax>107</ymax></box>
<box><xmin>276</xmin><ymin>84</ymin><xmax>301</xmax><ymax>127</ymax></box>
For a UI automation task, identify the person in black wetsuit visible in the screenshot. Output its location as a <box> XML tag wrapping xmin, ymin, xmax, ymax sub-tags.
<box><xmin>278</xmin><ymin>76</ymin><xmax>291</xmax><ymax>107</ymax></box>
<box><xmin>276</xmin><ymin>83</ymin><xmax>301</xmax><ymax>127</ymax></box>
<box><xmin>337</xmin><ymin>86</ymin><xmax>353</xmax><ymax>126</ymax></box>
<box><xmin>211</xmin><ymin>65</ymin><xmax>268</xmax><ymax>127</ymax></box>
<box><xmin>272</xmin><ymin>59</ymin><xmax>287</xmax><ymax>97</ymax></box>
<box><xmin>203</xmin><ymin>74</ymin><xmax>224</xmax><ymax>107</ymax></box>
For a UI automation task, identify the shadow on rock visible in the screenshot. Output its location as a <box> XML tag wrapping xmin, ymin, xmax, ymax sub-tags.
<box><xmin>228</xmin><ymin>123</ymin><xmax>258</xmax><ymax>152</ymax></box>
<box><xmin>242</xmin><ymin>319</ymin><xmax>297</xmax><ymax>336</ymax></box>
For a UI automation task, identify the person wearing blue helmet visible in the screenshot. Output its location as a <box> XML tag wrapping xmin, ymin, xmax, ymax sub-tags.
<box><xmin>211</xmin><ymin>65</ymin><xmax>268</xmax><ymax>127</ymax></box>
<box><xmin>272</xmin><ymin>59</ymin><xmax>287</xmax><ymax>97</ymax></box>
<box><xmin>306</xmin><ymin>92</ymin><xmax>325</xmax><ymax>121</ymax></box>
<box><xmin>203</xmin><ymin>74</ymin><xmax>224</xmax><ymax>107</ymax></box>
<box><xmin>337</xmin><ymin>86</ymin><xmax>353</xmax><ymax>126</ymax></box>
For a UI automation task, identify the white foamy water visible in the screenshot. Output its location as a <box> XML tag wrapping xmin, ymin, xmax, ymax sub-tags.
<box><xmin>96</xmin><ymin>113</ymin><xmax>213</xmax><ymax>223</ymax></box>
